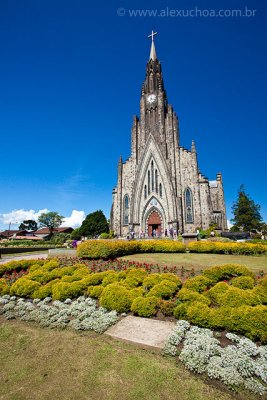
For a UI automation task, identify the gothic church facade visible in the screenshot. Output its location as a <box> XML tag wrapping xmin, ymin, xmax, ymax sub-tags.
<box><xmin>110</xmin><ymin>36</ymin><xmax>227</xmax><ymax>237</ymax></box>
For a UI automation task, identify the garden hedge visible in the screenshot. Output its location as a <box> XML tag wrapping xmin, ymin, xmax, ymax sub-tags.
<box><xmin>77</xmin><ymin>239</ymin><xmax>186</xmax><ymax>259</ymax></box>
<box><xmin>0</xmin><ymin>258</ymin><xmax>266</xmax><ymax>342</ymax></box>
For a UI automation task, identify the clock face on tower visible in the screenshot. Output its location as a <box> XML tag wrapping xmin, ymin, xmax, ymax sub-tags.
<box><xmin>147</xmin><ymin>94</ymin><xmax>156</xmax><ymax>104</ymax></box>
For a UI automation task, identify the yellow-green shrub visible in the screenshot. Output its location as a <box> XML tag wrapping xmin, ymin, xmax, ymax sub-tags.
<box><xmin>143</xmin><ymin>273</ymin><xmax>181</xmax><ymax>290</ymax></box>
<box><xmin>206</xmin><ymin>282</ymin><xmax>229</xmax><ymax>304</ymax></box>
<box><xmin>217</xmin><ymin>287</ymin><xmax>261</xmax><ymax>307</ymax></box>
<box><xmin>128</xmin><ymin>287</ymin><xmax>145</xmax><ymax>301</ymax></box>
<box><xmin>77</xmin><ymin>239</ymin><xmax>186</xmax><ymax>259</ymax></box>
<box><xmin>173</xmin><ymin>303</ymin><xmax>189</xmax><ymax>319</ymax></box>
<box><xmin>0</xmin><ymin>259</ymin><xmax>45</xmax><ymax>276</ymax></box>
<box><xmin>87</xmin><ymin>285</ymin><xmax>104</xmax><ymax>298</ymax></box>
<box><xmin>77</xmin><ymin>240</ymin><xmax>140</xmax><ymax>259</ymax></box>
<box><xmin>10</xmin><ymin>278</ymin><xmax>41</xmax><ymax>297</ymax></box>
<box><xmin>147</xmin><ymin>280</ymin><xmax>178</xmax><ymax>299</ymax></box>
<box><xmin>231</xmin><ymin>276</ymin><xmax>254</xmax><ymax>289</ymax></box>
<box><xmin>158</xmin><ymin>299</ymin><xmax>176</xmax><ymax>316</ymax></box>
<box><xmin>0</xmin><ymin>278</ymin><xmax>10</xmax><ymax>295</ymax></box>
<box><xmin>203</xmin><ymin>264</ymin><xmax>254</xmax><ymax>284</ymax></box>
<box><xmin>131</xmin><ymin>296</ymin><xmax>158</xmax><ymax>317</ymax></box>
<box><xmin>102</xmin><ymin>271</ymin><xmax>119</xmax><ymax>286</ymax></box>
<box><xmin>178</xmin><ymin>288</ymin><xmax>211</xmax><ymax>305</ymax></box>
<box><xmin>80</xmin><ymin>272</ymin><xmax>105</xmax><ymax>286</ymax></box>
<box><xmin>188</xmin><ymin>241</ymin><xmax>266</xmax><ymax>255</ymax></box>
<box><xmin>252</xmin><ymin>285</ymin><xmax>267</xmax><ymax>304</ymax></box>
<box><xmin>139</xmin><ymin>240</ymin><xmax>186</xmax><ymax>253</ymax></box>
<box><xmin>186</xmin><ymin>302</ymin><xmax>213</xmax><ymax>328</ymax></box>
<box><xmin>143</xmin><ymin>274</ymin><xmax>162</xmax><ymax>289</ymax></box>
<box><xmin>52</xmin><ymin>281</ymin><xmax>86</xmax><ymax>301</ymax></box>
<box><xmin>33</xmin><ymin>279</ymin><xmax>60</xmax><ymax>299</ymax></box>
<box><xmin>99</xmin><ymin>283</ymin><xmax>132</xmax><ymax>312</ymax></box>
<box><xmin>183</xmin><ymin>275</ymin><xmax>213</xmax><ymax>293</ymax></box>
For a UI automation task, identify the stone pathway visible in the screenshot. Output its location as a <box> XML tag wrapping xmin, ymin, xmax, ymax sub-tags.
<box><xmin>105</xmin><ymin>315</ymin><xmax>175</xmax><ymax>350</ymax></box>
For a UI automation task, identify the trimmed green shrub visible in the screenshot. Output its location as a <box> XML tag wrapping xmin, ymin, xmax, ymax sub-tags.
<box><xmin>186</xmin><ymin>302</ymin><xmax>213</xmax><ymax>328</ymax></box>
<box><xmin>77</xmin><ymin>240</ymin><xmax>140</xmax><ymax>259</ymax></box>
<box><xmin>147</xmin><ymin>280</ymin><xmax>178</xmax><ymax>299</ymax></box>
<box><xmin>231</xmin><ymin>276</ymin><xmax>254</xmax><ymax>289</ymax></box>
<box><xmin>0</xmin><ymin>259</ymin><xmax>45</xmax><ymax>276</ymax></box>
<box><xmin>128</xmin><ymin>287</ymin><xmax>145</xmax><ymax>301</ymax></box>
<box><xmin>102</xmin><ymin>271</ymin><xmax>119</xmax><ymax>286</ymax></box>
<box><xmin>52</xmin><ymin>281</ymin><xmax>86</xmax><ymax>301</ymax></box>
<box><xmin>206</xmin><ymin>282</ymin><xmax>229</xmax><ymax>305</ymax></box>
<box><xmin>259</xmin><ymin>275</ymin><xmax>267</xmax><ymax>288</ymax></box>
<box><xmin>139</xmin><ymin>240</ymin><xmax>186</xmax><ymax>253</ymax></box>
<box><xmin>33</xmin><ymin>279</ymin><xmax>60</xmax><ymax>299</ymax></box>
<box><xmin>188</xmin><ymin>241</ymin><xmax>267</xmax><ymax>255</ymax></box>
<box><xmin>0</xmin><ymin>278</ymin><xmax>10</xmax><ymax>295</ymax></box>
<box><xmin>173</xmin><ymin>303</ymin><xmax>189</xmax><ymax>319</ymax></box>
<box><xmin>77</xmin><ymin>239</ymin><xmax>186</xmax><ymax>259</ymax></box>
<box><xmin>178</xmin><ymin>288</ymin><xmax>211</xmax><ymax>305</ymax></box>
<box><xmin>81</xmin><ymin>272</ymin><xmax>105</xmax><ymax>286</ymax></box>
<box><xmin>252</xmin><ymin>285</ymin><xmax>267</xmax><ymax>304</ymax></box>
<box><xmin>99</xmin><ymin>283</ymin><xmax>132</xmax><ymax>313</ymax></box>
<box><xmin>203</xmin><ymin>264</ymin><xmax>254</xmax><ymax>284</ymax></box>
<box><xmin>158</xmin><ymin>299</ymin><xmax>176</xmax><ymax>316</ymax></box>
<box><xmin>131</xmin><ymin>296</ymin><xmax>158</xmax><ymax>317</ymax></box>
<box><xmin>183</xmin><ymin>275</ymin><xmax>213</xmax><ymax>293</ymax></box>
<box><xmin>10</xmin><ymin>278</ymin><xmax>41</xmax><ymax>297</ymax></box>
<box><xmin>87</xmin><ymin>285</ymin><xmax>104</xmax><ymax>298</ymax></box>
<box><xmin>143</xmin><ymin>274</ymin><xmax>162</xmax><ymax>289</ymax></box>
<box><xmin>217</xmin><ymin>287</ymin><xmax>261</xmax><ymax>307</ymax></box>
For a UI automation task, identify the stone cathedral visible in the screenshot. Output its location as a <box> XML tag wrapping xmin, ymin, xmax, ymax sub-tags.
<box><xmin>110</xmin><ymin>33</ymin><xmax>227</xmax><ymax>237</ymax></box>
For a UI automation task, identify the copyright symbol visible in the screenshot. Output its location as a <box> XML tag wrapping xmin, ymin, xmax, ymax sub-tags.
<box><xmin>117</xmin><ymin>7</ymin><xmax>126</xmax><ymax>17</ymax></box>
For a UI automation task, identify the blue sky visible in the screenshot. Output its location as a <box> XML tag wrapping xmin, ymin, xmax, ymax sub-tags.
<box><xmin>0</xmin><ymin>0</ymin><xmax>266</xmax><ymax>229</ymax></box>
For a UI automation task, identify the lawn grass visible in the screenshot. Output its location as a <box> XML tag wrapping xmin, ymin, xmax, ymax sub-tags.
<box><xmin>121</xmin><ymin>253</ymin><xmax>267</xmax><ymax>273</ymax></box>
<box><xmin>0</xmin><ymin>319</ymin><xmax>257</xmax><ymax>400</ymax></box>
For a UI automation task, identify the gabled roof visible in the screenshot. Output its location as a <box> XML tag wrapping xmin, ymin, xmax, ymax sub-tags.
<box><xmin>34</xmin><ymin>227</ymin><xmax>73</xmax><ymax>234</ymax></box>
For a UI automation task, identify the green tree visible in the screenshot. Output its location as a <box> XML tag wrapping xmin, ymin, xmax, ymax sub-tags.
<box><xmin>231</xmin><ymin>185</ymin><xmax>262</xmax><ymax>232</ymax></box>
<box><xmin>79</xmin><ymin>210</ymin><xmax>109</xmax><ymax>238</ymax></box>
<box><xmin>71</xmin><ymin>228</ymin><xmax>82</xmax><ymax>240</ymax></box>
<box><xmin>38</xmin><ymin>211</ymin><xmax>64</xmax><ymax>237</ymax></box>
<box><xmin>19</xmin><ymin>220</ymin><xmax>38</xmax><ymax>231</ymax></box>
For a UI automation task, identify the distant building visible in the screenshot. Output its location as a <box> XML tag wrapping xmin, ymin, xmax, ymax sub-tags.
<box><xmin>34</xmin><ymin>227</ymin><xmax>73</xmax><ymax>239</ymax></box>
<box><xmin>111</xmin><ymin>33</ymin><xmax>227</xmax><ymax>237</ymax></box>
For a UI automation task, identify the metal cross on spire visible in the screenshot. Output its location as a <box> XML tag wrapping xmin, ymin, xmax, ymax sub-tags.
<box><xmin>148</xmin><ymin>30</ymin><xmax>158</xmax><ymax>60</ymax></box>
<box><xmin>148</xmin><ymin>30</ymin><xmax>158</xmax><ymax>42</ymax></box>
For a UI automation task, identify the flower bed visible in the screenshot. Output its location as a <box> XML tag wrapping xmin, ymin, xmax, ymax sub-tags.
<box><xmin>164</xmin><ymin>321</ymin><xmax>267</xmax><ymax>396</ymax></box>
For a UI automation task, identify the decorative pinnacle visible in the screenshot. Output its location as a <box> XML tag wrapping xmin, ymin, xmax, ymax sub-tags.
<box><xmin>148</xmin><ymin>30</ymin><xmax>157</xmax><ymax>61</ymax></box>
<box><xmin>191</xmin><ymin>140</ymin><xmax>196</xmax><ymax>153</ymax></box>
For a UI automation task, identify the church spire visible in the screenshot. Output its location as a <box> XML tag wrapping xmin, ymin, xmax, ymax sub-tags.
<box><xmin>148</xmin><ymin>30</ymin><xmax>157</xmax><ymax>61</ymax></box>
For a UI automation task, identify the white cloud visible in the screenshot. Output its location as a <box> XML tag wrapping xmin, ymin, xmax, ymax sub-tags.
<box><xmin>227</xmin><ymin>220</ymin><xmax>233</xmax><ymax>229</ymax></box>
<box><xmin>61</xmin><ymin>210</ymin><xmax>85</xmax><ymax>228</ymax></box>
<box><xmin>1</xmin><ymin>209</ymin><xmax>49</xmax><ymax>225</ymax></box>
<box><xmin>0</xmin><ymin>209</ymin><xmax>85</xmax><ymax>229</ymax></box>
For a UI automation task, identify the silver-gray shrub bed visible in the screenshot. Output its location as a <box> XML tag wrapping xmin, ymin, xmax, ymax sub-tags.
<box><xmin>0</xmin><ymin>294</ymin><xmax>118</xmax><ymax>334</ymax></box>
<box><xmin>164</xmin><ymin>320</ymin><xmax>267</xmax><ymax>396</ymax></box>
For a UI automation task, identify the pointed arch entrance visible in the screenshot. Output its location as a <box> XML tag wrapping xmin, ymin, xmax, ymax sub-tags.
<box><xmin>146</xmin><ymin>209</ymin><xmax>162</xmax><ymax>237</ymax></box>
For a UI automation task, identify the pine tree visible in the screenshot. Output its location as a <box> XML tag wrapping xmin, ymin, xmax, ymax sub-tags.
<box><xmin>231</xmin><ymin>185</ymin><xmax>262</xmax><ymax>231</ymax></box>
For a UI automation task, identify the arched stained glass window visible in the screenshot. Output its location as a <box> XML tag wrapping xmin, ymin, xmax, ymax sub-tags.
<box><xmin>155</xmin><ymin>170</ymin><xmax>158</xmax><ymax>193</ymax></box>
<box><xmin>144</xmin><ymin>185</ymin><xmax>147</xmax><ymax>199</ymax></box>
<box><xmin>159</xmin><ymin>183</ymin><xmax>162</xmax><ymax>197</ymax></box>
<box><xmin>148</xmin><ymin>170</ymin><xmax>150</xmax><ymax>194</ymax></box>
<box><xmin>124</xmin><ymin>195</ymin><xmax>129</xmax><ymax>225</ymax></box>
<box><xmin>185</xmin><ymin>188</ymin><xmax>194</xmax><ymax>223</ymax></box>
